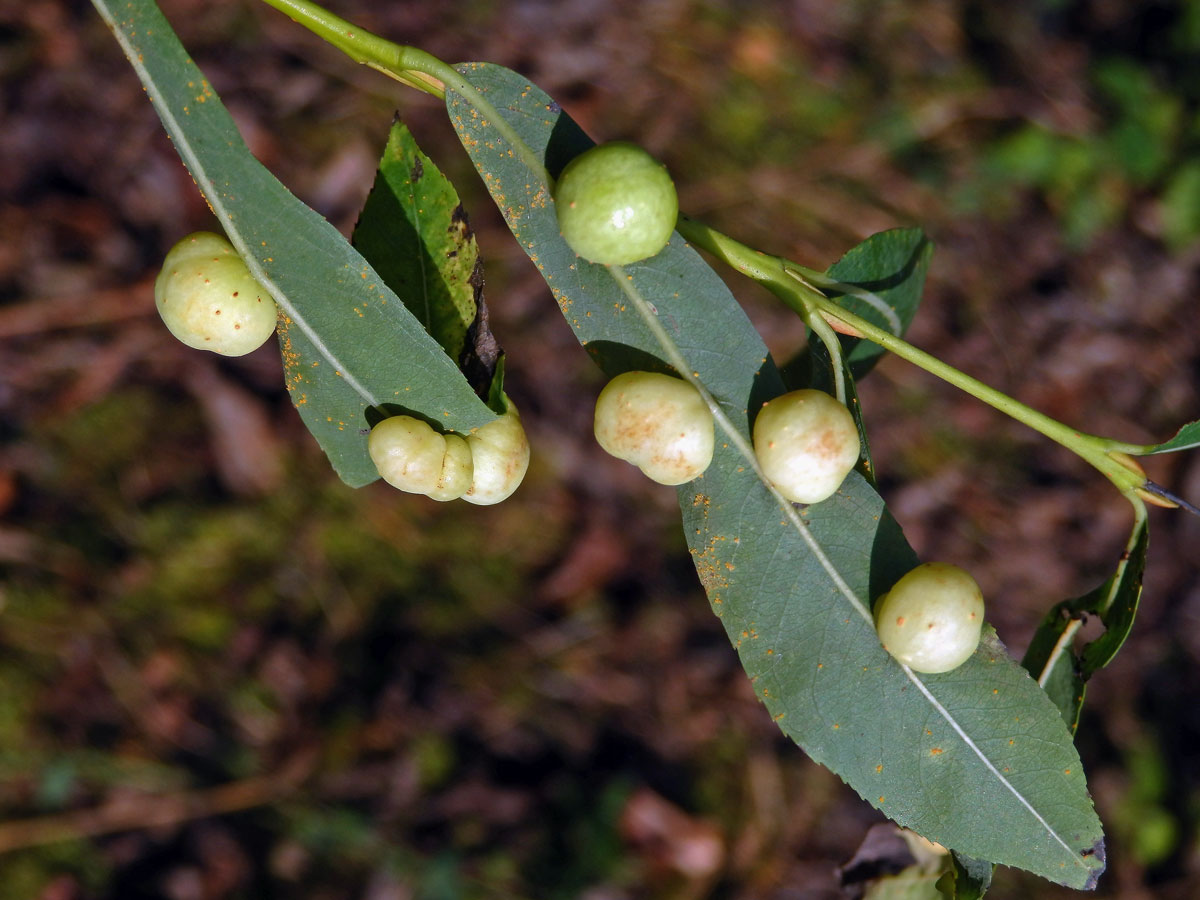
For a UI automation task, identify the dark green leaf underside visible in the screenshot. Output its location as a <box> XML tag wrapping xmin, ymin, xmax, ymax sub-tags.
<box><xmin>93</xmin><ymin>0</ymin><xmax>494</xmax><ymax>487</ymax></box>
<box><xmin>824</xmin><ymin>228</ymin><xmax>932</xmax><ymax>377</ymax></box>
<box><xmin>447</xmin><ymin>62</ymin><xmax>1104</xmax><ymax>888</ymax></box>
<box><xmin>353</xmin><ymin>119</ymin><xmax>479</xmax><ymax>362</ymax></box>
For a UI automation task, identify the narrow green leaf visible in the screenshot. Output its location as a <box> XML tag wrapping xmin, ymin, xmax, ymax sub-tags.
<box><xmin>447</xmin><ymin>63</ymin><xmax>1104</xmax><ymax>888</ymax></box>
<box><xmin>822</xmin><ymin>228</ymin><xmax>932</xmax><ymax>377</ymax></box>
<box><xmin>1079</xmin><ymin>517</ymin><xmax>1148</xmax><ymax>675</ymax></box>
<box><xmin>91</xmin><ymin>0</ymin><xmax>494</xmax><ymax>487</ymax></box>
<box><xmin>1139</xmin><ymin>419</ymin><xmax>1200</xmax><ymax>454</ymax></box>
<box><xmin>353</xmin><ymin>119</ymin><xmax>480</xmax><ymax>362</ymax></box>
<box><xmin>1022</xmin><ymin>609</ymin><xmax>1086</xmax><ymax>734</ymax></box>
<box><xmin>1022</xmin><ymin>514</ymin><xmax>1148</xmax><ymax>731</ymax></box>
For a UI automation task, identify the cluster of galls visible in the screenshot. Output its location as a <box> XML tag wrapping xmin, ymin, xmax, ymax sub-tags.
<box><xmin>153</xmin><ymin>140</ymin><xmax>985</xmax><ymax>669</ymax></box>
<box><xmin>555</xmin><ymin>142</ymin><xmax>984</xmax><ymax>675</ymax></box>
<box><xmin>366</xmin><ymin>405</ymin><xmax>529</xmax><ymax>506</ymax></box>
<box><xmin>154</xmin><ymin>231</ymin><xmax>530</xmax><ymax>505</ymax></box>
<box><xmin>592</xmin><ymin>371</ymin><xmax>861</xmax><ymax>504</ymax></box>
<box><xmin>589</xmin><ymin>368</ymin><xmax>984</xmax><ymax>673</ymax></box>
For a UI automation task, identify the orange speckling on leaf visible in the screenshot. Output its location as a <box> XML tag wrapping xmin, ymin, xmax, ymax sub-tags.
<box><xmin>875</xmin><ymin>765</ymin><xmax>883</xmax><ymax>773</ymax></box>
<box><xmin>930</xmin><ymin>748</ymin><xmax>943</xmax><ymax>755</ymax></box>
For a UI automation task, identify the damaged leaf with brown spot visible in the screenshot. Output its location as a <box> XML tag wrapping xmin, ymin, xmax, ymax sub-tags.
<box><xmin>353</xmin><ymin>119</ymin><xmax>499</xmax><ymax>396</ymax></box>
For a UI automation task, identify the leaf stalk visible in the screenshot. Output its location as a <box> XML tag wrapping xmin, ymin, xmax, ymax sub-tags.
<box><xmin>673</xmin><ymin>215</ymin><xmax>1148</xmax><ymax>504</ymax></box>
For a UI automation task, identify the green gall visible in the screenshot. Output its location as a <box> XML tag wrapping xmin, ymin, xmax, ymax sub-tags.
<box><xmin>554</xmin><ymin>142</ymin><xmax>678</xmax><ymax>266</ymax></box>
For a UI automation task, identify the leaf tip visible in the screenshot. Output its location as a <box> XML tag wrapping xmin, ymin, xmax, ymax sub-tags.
<box><xmin>1081</xmin><ymin>839</ymin><xmax>1106</xmax><ymax>891</ymax></box>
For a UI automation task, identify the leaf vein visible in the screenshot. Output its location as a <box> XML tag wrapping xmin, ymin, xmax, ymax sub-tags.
<box><xmin>904</xmin><ymin>670</ymin><xmax>1088</xmax><ymax>873</ymax></box>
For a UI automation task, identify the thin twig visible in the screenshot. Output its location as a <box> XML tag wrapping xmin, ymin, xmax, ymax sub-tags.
<box><xmin>1139</xmin><ymin>480</ymin><xmax>1200</xmax><ymax>517</ymax></box>
<box><xmin>0</xmin><ymin>754</ymin><xmax>313</xmax><ymax>855</ymax></box>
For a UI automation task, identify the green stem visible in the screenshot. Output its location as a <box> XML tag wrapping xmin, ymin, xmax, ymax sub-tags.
<box><xmin>259</xmin><ymin>0</ymin><xmax>443</xmax><ymax>95</ymax></box>
<box><xmin>1105</xmin><ymin>438</ymin><xmax>1169</xmax><ymax>456</ymax></box>
<box><xmin>800</xmin><ymin>300</ymin><xmax>848</xmax><ymax>405</ymax></box>
<box><xmin>675</xmin><ymin>215</ymin><xmax>1146</xmax><ymax>499</ymax></box>
<box><xmin>259</xmin><ymin>0</ymin><xmax>552</xmax><ymax>186</ymax></box>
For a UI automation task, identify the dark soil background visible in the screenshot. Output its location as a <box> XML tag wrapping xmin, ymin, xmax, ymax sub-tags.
<box><xmin>2</xmin><ymin>1</ymin><xmax>1200</xmax><ymax>898</ymax></box>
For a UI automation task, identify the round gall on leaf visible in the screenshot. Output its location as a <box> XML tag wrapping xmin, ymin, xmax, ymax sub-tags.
<box><xmin>752</xmin><ymin>389</ymin><xmax>860</xmax><ymax>504</ymax></box>
<box><xmin>593</xmin><ymin>371</ymin><xmax>714</xmax><ymax>485</ymax></box>
<box><xmin>154</xmin><ymin>232</ymin><xmax>278</xmax><ymax>356</ymax></box>
<box><xmin>554</xmin><ymin>142</ymin><xmax>678</xmax><ymax>266</ymax></box>
<box><xmin>368</xmin><ymin>416</ymin><xmax>472</xmax><ymax>501</ymax></box>
<box><xmin>874</xmin><ymin>562</ymin><xmax>985</xmax><ymax>674</ymax></box>
<box><xmin>463</xmin><ymin>405</ymin><xmax>531</xmax><ymax>506</ymax></box>
<box><xmin>429</xmin><ymin>434</ymin><xmax>474</xmax><ymax>502</ymax></box>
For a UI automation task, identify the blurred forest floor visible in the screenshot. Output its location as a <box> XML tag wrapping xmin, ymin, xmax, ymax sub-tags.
<box><xmin>2</xmin><ymin>1</ymin><xmax>1200</xmax><ymax>898</ymax></box>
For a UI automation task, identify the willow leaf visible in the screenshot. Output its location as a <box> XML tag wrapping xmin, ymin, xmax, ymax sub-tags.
<box><xmin>1139</xmin><ymin>419</ymin><xmax>1200</xmax><ymax>454</ymax></box>
<box><xmin>446</xmin><ymin>62</ymin><xmax>1104</xmax><ymax>887</ymax></box>
<box><xmin>92</xmin><ymin>0</ymin><xmax>495</xmax><ymax>486</ymax></box>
